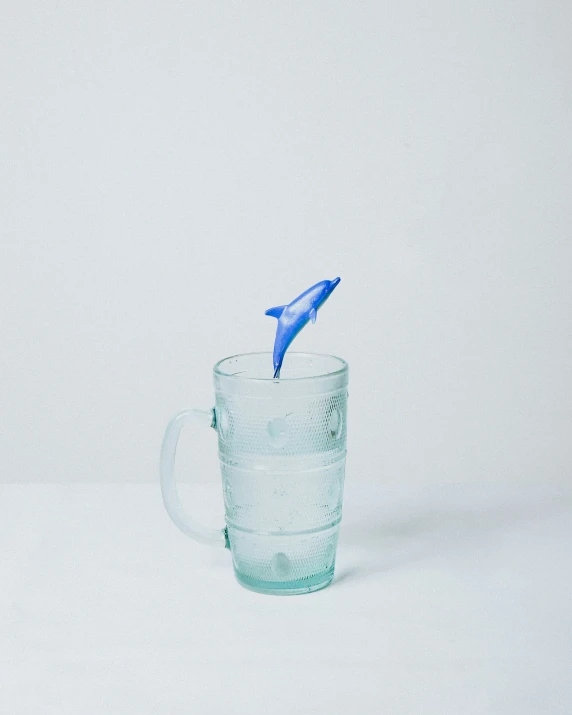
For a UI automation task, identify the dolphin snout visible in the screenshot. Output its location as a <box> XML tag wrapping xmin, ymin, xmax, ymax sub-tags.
<box><xmin>331</xmin><ymin>277</ymin><xmax>341</xmax><ymax>289</ymax></box>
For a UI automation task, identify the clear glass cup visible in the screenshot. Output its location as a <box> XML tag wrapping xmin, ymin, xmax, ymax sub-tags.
<box><xmin>160</xmin><ymin>352</ymin><xmax>348</xmax><ymax>595</ymax></box>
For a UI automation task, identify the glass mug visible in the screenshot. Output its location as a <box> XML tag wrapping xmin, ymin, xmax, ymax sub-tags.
<box><xmin>160</xmin><ymin>352</ymin><xmax>348</xmax><ymax>595</ymax></box>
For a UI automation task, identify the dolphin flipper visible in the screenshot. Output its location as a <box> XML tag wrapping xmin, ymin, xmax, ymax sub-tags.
<box><xmin>309</xmin><ymin>308</ymin><xmax>317</xmax><ymax>324</ymax></box>
<box><xmin>265</xmin><ymin>305</ymin><xmax>286</xmax><ymax>319</ymax></box>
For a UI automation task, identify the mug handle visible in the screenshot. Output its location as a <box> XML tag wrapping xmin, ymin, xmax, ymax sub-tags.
<box><xmin>160</xmin><ymin>408</ymin><xmax>227</xmax><ymax>547</ymax></box>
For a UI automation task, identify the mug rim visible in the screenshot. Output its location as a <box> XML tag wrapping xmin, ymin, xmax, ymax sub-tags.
<box><xmin>213</xmin><ymin>352</ymin><xmax>348</xmax><ymax>382</ymax></box>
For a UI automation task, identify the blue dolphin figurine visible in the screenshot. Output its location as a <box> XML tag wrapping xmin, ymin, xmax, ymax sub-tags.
<box><xmin>265</xmin><ymin>277</ymin><xmax>341</xmax><ymax>378</ymax></box>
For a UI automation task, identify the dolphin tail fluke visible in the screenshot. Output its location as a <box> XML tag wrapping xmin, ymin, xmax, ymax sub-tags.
<box><xmin>273</xmin><ymin>365</ymin><xmax>281</xmax><ymax>379</ymax></box>
<box><xmin>265</xmin><ymin>305</ymin><xmax>286</xmax><ymax>319</ymax></box>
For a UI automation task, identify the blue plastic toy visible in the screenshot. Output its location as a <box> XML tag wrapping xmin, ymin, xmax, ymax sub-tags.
<box><xmin>265</xmin><ymin>277</ymin><xmax>341</xmax><ymax>378</ymax></box>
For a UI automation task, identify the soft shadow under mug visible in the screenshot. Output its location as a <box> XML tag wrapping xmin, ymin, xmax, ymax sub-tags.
<box><xmin>160</xmin><ymin>352</ymin><xmax>348</xmax><ymax>595</ymax></box>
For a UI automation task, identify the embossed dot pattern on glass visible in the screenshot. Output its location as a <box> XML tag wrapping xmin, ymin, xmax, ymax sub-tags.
<box><xmin>214</xmin><ymin>353</ymin><xmax>348</xmax><ymax>595</ymax></box>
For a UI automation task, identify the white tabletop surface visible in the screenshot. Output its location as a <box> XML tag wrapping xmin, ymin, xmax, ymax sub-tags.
<box><xmin>1</xmin><ymin>482</ymin><xmax>571</xmax><ymax>714</ymax></box>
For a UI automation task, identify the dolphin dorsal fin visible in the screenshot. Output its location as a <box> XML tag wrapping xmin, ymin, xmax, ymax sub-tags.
<box><xmin>265</xmin><ymin>305</ymin><xmax>287</xmax><ymax>319</ymax></box>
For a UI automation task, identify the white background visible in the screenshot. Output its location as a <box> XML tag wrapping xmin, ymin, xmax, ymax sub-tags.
<box><xmin>2</xmin><ymin>1</ymin><xmax>571</xmax><ymax>485</ymax></box>
<box><xmin>2</xmin><ymin>7</ymin><xmax>572</xmax><ymax>713</ymax></box>
<box><xmin>2</xmin><ymin>482</ymin><xmax>571</xmax><ymax>714</ymax></box>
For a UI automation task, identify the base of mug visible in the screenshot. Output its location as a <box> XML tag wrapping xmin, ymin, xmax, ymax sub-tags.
<box><xmin>235</xmin><ymin>570</ymin><xmax>334</xmax><ymax>596</ymax></box>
